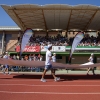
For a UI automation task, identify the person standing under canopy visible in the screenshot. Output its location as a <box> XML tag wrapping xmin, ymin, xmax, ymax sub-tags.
<box><xmin>52</xmin><ymin>53</ymin><xmax>56</xmax><ymax>62</ymax></box>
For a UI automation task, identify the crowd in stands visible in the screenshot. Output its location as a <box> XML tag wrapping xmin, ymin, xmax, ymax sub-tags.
<box><xmin>78</xmin><ymin>33</ymin><xmax>100</xmax><ymax>47</ymax></box>
<box><xmin>5</xmin><ymin>54</ymin><xmax>43</xmax><ymax>61</ymax></box>
<box><xmin>28</xmin><ymin>34</ymin><xmax>69</xmax><ymax>46</ymax></box>
<box><xmin>19</xmin><ymin>32</ymin><xmax>100</xmax><ymax>47</ymax></box>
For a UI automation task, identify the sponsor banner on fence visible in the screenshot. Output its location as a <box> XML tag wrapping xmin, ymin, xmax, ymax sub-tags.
<box><xmin>41</xmin><ymin>46</ymin><xmax>53</xmax><ymax>51</ymax></box>
<box><xmin>41</xmin><ymin>46</ymin><xmax>65</xmax><ymax>52</ymax></box>
<box><xmin>52</xmin><ymin>46</ymin><xmax>66</xmax><ymax>52</ymax></box>
<box><xmin>16</xmin><ymin>46</ymin><xmax>40</xmax><ymax>52</ymax></box>
<box><xmin>41</xmin><ymin>46</ymin><xmax>48</xmax><ymax>51</ymax></box>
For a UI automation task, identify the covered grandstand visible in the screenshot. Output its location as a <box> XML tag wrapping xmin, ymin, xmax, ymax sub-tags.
<box><xmin>0</xmin><ymin>4</ymin><xmax>100</xmax><ymax>64</ymax></box>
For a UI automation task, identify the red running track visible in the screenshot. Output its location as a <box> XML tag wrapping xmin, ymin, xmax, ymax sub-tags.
<box><xmin>0</xmin><ymin>73</ymin><xmax>100</xmax><ymax>100</ymax></box>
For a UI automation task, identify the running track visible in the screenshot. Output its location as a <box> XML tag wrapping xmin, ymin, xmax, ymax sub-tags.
<box><xmin>0</xmin><ymin>73</ymin><xmax>100</xmax><ymax>100</ymax></box>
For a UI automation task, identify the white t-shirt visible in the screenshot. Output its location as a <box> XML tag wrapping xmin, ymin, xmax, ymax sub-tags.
<box><xmin>45</xmin><ymin>50</ymin><xmax>52</xmax><ymax>65</ymax></box>
<box><xmin>52</xmin><ymin>56</ymin><xmax>56</xmax><ymax>62</ymax></box>
<box><xmin>40</xmin><ymin>57</ymin><xmax>43</xmax><ymax>61</ymax></box>
<box><xmin>3</xmin><ymin>55</ymin><xmax>9</xmax><ymax>59</ymax></box>
<box><xmin>89</xmin><ymin>56</ymin><xmax>93</xmax><ymax>63</ymax></box>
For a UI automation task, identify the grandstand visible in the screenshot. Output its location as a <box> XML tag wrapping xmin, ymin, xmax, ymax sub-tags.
<box><xmin>0</xmin><ymin>4</ymin><xmax>100</xmax><ymax>65</ymax></box>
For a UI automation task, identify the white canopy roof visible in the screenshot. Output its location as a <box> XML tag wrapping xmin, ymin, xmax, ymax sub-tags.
<box><xmin>1</xmin><ymin>4</ymin><xmax>100</xmax><ymax>31</ymax></box>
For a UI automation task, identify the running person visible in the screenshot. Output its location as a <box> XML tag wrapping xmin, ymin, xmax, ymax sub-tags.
<box><xmin>41</xmin><ymin>45</ymin><xmax>60</xmax><ymax>82</ymax></box>
<box><xmin>87</xmin><ymin>53</ymin><xmax>95</xmax><ymax>75</ymax></box>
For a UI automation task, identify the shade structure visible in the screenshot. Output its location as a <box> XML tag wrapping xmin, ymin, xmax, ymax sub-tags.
<box><xmin>1</xmin><ymin>4</ymin><xmax>100</xmax><ymax>31</ymax></box>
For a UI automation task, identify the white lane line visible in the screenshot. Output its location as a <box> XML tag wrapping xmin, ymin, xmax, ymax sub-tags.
<box><xmin>0</xmin><ymin>84</ymin><xmax>100</xmax><ymax>87</ymax></box>
<box><xmin>0</xmin><ymin>91</ymin><xmax>100</xmax><ymax>94</ymax></box>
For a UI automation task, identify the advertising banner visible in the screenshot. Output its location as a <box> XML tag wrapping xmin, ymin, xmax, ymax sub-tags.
<box><xmin>41</xmin><ymin>46</ymin><xmax>53</xmax><ymax>51</ymax></box>
<box><xmin>52</xmin><ymin>46</ymin><xmax>66</xmax><ymax>52</ymax></box>
<box><xmin>41</xmin><ymin>46</ymin><xmax>65</xmax><ymax>52</ymax></box>
<box><xmin>41</xmin><ymin>46</ymin><xmax>48</xmax><ymax>51</ymax></box>
<box><xmin>16</xmin><ymin>46</ymin><xmax>40</xmax><ymax>52</ymax></box>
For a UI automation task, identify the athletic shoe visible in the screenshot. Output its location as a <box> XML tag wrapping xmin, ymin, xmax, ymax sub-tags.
<box><xmin>40</xmin><ymin>78</ymin><xmax>46</xmax><ymax>82</ymax></box>
<box><xmin>87</xmin><ymin>73</ymin><xmax>89</xmax><ymax>75</ymax></box>
<box><xmin>54</xmin><ymin>77</ymin><xmax>60</xmax><ymax>81</ymax></box>
<box><xmin>93</xmin><ymin>73</ymin><xmax>96</xmax><ymax>75</ymax></box>
<box><xmin>8</xmin><ymin>72</ymin><xmax>11</xmax><ymax>75</ymax></box>
<box><xmin>3</xmin><ymin>72</ymin><xmax>6</xmax><ymax>75</ymax></box>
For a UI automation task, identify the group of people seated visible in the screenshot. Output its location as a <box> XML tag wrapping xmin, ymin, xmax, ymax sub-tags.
<box><xmin>22</xmin><ymin>33</ymin><xmax>100</xmax><ymax>47</ymax></box>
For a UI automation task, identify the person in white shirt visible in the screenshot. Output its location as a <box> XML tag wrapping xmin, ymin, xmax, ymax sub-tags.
<box><xmin>87</xmin><ymin>53</ymin><xmax>95</xmax><ymax>75</ymax></box>
<box><xmin>52</xmin><ymin>53</ymin><xmax>56</xmax><ymax>74</ymax></box>
<box><xmin>41</xmin><ymin>44</ymin><xmax>60</xmax><ymax>82</ymax></box>
<box><xmin>40</xmin><ymin>55</ymin><xmax>43</xmax><ymax>61</ymax></box>
<box><xmin>52</xmin><ymin>53</ymin><xmax>56</xmax><ymax>62</ymax></box>
<box><xmin>3</xmin><ymin>52</ymin><xmax>10</xmax><ymax>74</ymax></box>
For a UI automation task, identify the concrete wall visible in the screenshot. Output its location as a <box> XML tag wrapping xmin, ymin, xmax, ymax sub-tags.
<box><xmin>71</xmin><ymin>56</ymin><xmax>89</xmax><ymax>64</ymax></box>
<box><xmin>56</xmin><ymin>56</ymin><xmax>66</xmax><ymax>64</ymax></box>
<box><xmin>48</xmin><ymin>32</ymin><xmax>58</xmax><ymax>37</ymax></box>
<box><xmin>34</xmin><ymin>31</ymin><xmax>46</xmax><ymax>37</ymax></box>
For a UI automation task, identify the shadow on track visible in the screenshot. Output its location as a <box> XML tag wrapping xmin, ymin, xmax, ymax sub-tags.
<box><xmin>12</xmin><ymin>74</ymin><xmax>100</xmax><ymax>81</ymax></box>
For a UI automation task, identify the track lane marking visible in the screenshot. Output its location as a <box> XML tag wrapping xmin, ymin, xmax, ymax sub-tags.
<box><xmin>1</xmin><ymin>79</ymin><xmax>100</xmax><ymax>82</ymax></box>
<box><xmin>0</xmin><ymin>91</ymin><xmax>100</xmax><ymax>94</ymax></box>
<box><xmin>0</xmin><ymin>84</ymin><xmax>100</xmax><ymax>87</ymax></box>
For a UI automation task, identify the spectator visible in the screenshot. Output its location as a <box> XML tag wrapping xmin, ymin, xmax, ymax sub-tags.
<box><xmin>3</xmin><ymin>52</ymin><xmax>10</xmax><ymax>75</ymax></box>
<box><xmin>87</xmin><ymin>53</ymin><xmax>95</xmax><ymax>75</ymax></box>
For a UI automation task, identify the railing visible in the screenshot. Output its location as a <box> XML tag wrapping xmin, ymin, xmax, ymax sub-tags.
<box><xmin>66</xmin><ymin>46</ymin><xmax>100</xmax><ymax>50</ymax></box>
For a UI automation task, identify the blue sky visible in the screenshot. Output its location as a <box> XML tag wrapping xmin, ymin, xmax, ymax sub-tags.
<box><xmin>0</xmin><ymin>0</ymin><xmax>100</xmax><ymax>26</ymax></box>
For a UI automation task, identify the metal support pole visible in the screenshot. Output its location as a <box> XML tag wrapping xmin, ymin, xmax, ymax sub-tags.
<box><xmin>1</xmin><ymin>31</ymin><xmax>5</xmax><ymax>54</ymax></box>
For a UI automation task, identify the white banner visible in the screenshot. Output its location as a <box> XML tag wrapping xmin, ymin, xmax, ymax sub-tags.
<box><xmin>52</xmin><ymin>46</ymin><xmax>66</xmax><ymax>52</ymax></box>
<box><xmin>70</xmin><ymin>32</ymin><xmax>84</xmax><ymax>57</ymax></box>
<box><xmin>41</xmin><ymin>46</ymin><xmax>53</xmax><ymax>51</ymax></box>
<box><xmin>21</xmin><ymin>29</ymin><xmax>33</xmax><ymax>53</ymax></box>
<box><xmin>41</xmin><ymin>46</ymin><xmax>48</xmax><ymax>51</ymax></box>
<box><xmin>41</xmin><ymin>46</ymin><xmax>65</xmax><ymax>52</ymax></box>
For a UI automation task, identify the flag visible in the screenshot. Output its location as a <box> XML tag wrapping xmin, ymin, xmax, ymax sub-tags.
<box><xmin>20</xmin><ymin>28</ymin><xmax>33</xmax><ymax>55</ymax></box>
<box><xmin>69</xmin><ymin>32</ymin><xmax>84</xmax><ymax>62</ymax></box>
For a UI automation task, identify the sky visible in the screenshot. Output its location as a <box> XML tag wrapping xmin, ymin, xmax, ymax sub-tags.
<box><xmin>0</xmin><ymin>0</ymin><xmax>100</xmax><ymax>26</ymax></box>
